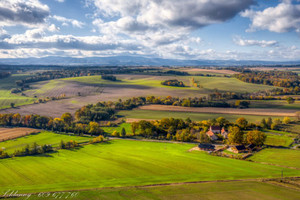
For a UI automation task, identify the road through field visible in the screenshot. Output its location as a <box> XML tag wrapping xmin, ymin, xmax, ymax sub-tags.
<box><xmin>138</xmin><ymin>105</ymin><xmax>298</xmax><ymax>117</ymax></box>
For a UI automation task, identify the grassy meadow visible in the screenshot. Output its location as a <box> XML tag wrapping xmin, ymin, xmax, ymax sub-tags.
<box><xmin>0</xmin><ymin>139</ymin><xmax>299</xmax><ymax>193</ymax></box>
<box><xmin>0</xmin><ymin>74</ymin><xmax>36</xmax><ymax>109</ymax></box>
<box><xmin>117</xmin><ymin>109</ymin><xmax>286</xmax><ymax>123</ymax></box>
<box><xmin>25</xmin><ymin>74</ymin><xmax>278</xmax><ymax>99</ymax></box>
<box><xmin>11</xmin><ymin>181</ymin><xmax>300</xmax><ymax>200</ymax></box>
<box><xmin>248</xmin><ymin>100</ymin><xmax>300</xmax><ymax>110</ymax></box>
<box><xmin>0</xmin><ymin>131</ymin><xmax>91</xmax><ymax>154</ymax></box>
<box><xmin>249</xmin><ymin>148</ymin><xmax>300</xmax><ymax>169</ymax></box>
<box><xmin>264</xmin><ymin>130</ymin><xmax>297</xmax><ymax>147</ymax></box>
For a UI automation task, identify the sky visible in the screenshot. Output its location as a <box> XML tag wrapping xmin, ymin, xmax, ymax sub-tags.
<box><xmin>0</xmin><ymin>0</ymin><xmax>300</xmax><ymax>61</ymax></box>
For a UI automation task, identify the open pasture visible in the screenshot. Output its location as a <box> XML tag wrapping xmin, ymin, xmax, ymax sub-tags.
<box><xmin>0</xmin><ymin>139</ymin><xmax>299</xmax><ymax>193</ymax></box>
<box><xmin>0</xmin><ymin>131</ymin><xmax>91</xmax><ymax>154</ymax></box>
<box><xmin>0</xmin><ymin>74</ymin><xmax>36</xmax><ymax>109</ymax></box>
<box><xmin>0</xmin><ymin>127</ymin><xmax>39</xmax><ymax>142</ymax></box>
<box><xmin>137</xmin><ymin>105</ymin><xmax>297</xmax><ymax>117</ymax></box>
<box><xmin>11</xmin><ymin>181</ymin><xmax>300</xmax><ymax>200</ymax></box>
<box><xmin>119</xmin><ymin>109</ymin><xmax>291</xmax><ymax>123</ymax></box>
<box><xmin>249</xmin><ymin>148</ymin><xmax>300</xmax><ymax>169</ymax></box>
<box><xmin>248</xmin><ymin>100</ymin><xmax>300</xmax><ymax>110</ymax></box>
<box><xmin>264</xmin><ymin>131</ymin><xmax>296</xmax><ymax>147</ymax></box>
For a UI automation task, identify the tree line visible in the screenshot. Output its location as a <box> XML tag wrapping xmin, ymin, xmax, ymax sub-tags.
<box><xmin>234</xmin><ymin>71</ymin><xmax>300</xmax><ymax>89</ymax></box>
<box><xmin>129</xmin><ymin>117</ymin><xmax>268</xmax><ymax>146</ymax></box>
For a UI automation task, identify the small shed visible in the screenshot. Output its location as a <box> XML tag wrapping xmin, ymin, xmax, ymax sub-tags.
<box><xmin>231</xmin><ymin>145</ymin><xmax>246</xmax><ymax>153</ymax></box>
<box><xmin>198</xmin><ymin>144</ymin><xmax>215</xmax><ymax>151</ymax></box>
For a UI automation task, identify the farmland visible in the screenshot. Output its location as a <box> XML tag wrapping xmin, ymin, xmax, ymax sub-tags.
<box><xmin>0</xmin><ymin>131</ymin><xmax>91</xmax><ymax>154</ymax></box>
<box><xmin>0</xmin><ymin>128</ymin><xmax>39</xmax><ymax>142</ymax></box>
<box><xmin>11</xmin><ymin>181</ymin><xmax>300</xmax><ymax>200</ymax></box>
<box><xmin>0</xmin><ymin>74</ymin><xmax>282</xmax><ymax>117</ymax></box>
<box><xmin>264</xmin><ymin>130</ymin><xmax>297</xmax><ymax>147</ymax></box>
<box><xmin>118</xmin><ymin>109</ymin><xmax>290</xmax><ymax>123</ymax></box>
<box><xmin>249</xmin><ymin>148</ymin><xmax>300</xmax><ymax>169</ymax></box>
<box><xmin>0</xmin><ymin>74</ymin><xmax>36</xmax><ymax>109</ymax></box>
<box><xmin>0</xmin><ymin>139</ymin><xmax>299</xmax><ymax>194</ymax></box>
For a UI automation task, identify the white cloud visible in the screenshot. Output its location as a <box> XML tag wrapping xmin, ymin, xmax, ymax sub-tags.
<box><xmin>241</xmin><ymin>1</ymin><xmax>300</xmax><ymax>33</ymax></box>
<box><xmin>55</xmin><ymin>0</ymin><xmax>65</xmax><ymax>2</ymax></box>
<box><xmin>234</xmin><ymin>37</ymin><xmax>278</xmax><ymax>47</ymax></box>
<box><xmin>0</xmin><ymin>0</ymin><xmax>50</xmax><ymax>27</ymax></box>
<box><xmin>52</xmin><ymin>15</ymin><xmax>85</xmax><ymax>28</ymax></box>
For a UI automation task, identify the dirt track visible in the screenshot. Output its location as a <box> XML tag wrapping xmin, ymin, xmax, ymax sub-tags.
<box><xmin>138</xmin><ymin>105</ymin><xmax>297</xmax><ymax>117</ymax></box>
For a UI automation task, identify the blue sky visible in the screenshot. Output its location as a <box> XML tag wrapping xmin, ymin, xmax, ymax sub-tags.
<box><xmin>0</xmin><ymin>0</ymin><xmax>300</xmax><ymax>61</ymax></box>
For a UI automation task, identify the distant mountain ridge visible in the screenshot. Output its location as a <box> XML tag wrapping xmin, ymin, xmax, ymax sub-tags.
<box><xmin>0</xmin><ymin>56</ymin><xmax>300</xmax><ymax>66</ymax></box>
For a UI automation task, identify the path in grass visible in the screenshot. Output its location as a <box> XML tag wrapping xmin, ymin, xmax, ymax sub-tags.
<box><xmin>0</xmin><ymin>131</ymin><xmax>91</xmax><ymax>154</ymax></box>
<box><xmin>0</xmin><ymin>139</ymin><xmax>299</xmax><ymax>193</ymax></box>
<box><xmin>249</xmin><ymin>148</ymin><xmax>300</xmax><ymax>169</ymax></box>
<box><xmin>10</xmin><ymin>181</ymin><xmax>300</xmax><ymax>200</ymax></box>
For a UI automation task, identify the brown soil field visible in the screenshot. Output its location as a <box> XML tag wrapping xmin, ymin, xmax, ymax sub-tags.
<box><xmin>0</xmin><ymin>83</ymin><xmax>206</xmax><ymax>117</ymax></box>
<box><xmin>138</xmin><ymin>105</ymin><xmax>297</xmax><ymax>117</ymax></box>
<box><xmin>0</xmin><ymin>128</ymin><xmax>39</xmax><ymax>142</ymax></box>
<box><xmin>26</xmin><ymin>80</ymin><xmax>104</xmax><ymax>98</ymax></box>
<box><xmin>179</xmin><ymin>68</ymin><xmax>239</xmax><ymax>75</ymax></box>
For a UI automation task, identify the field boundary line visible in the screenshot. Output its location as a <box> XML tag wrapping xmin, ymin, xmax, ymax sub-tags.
<box><xmin>1</xmin><ymin>177</ymin><xmax>300</xmax><ymax>196</ymax></box>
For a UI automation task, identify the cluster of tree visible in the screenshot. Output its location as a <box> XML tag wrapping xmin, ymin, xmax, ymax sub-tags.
<box><xmin>0</xmin><ymin>143</ymin><xmax>54</xmax><ymax>159</ymax></box>
<box><xmin>89</xmin><ymin>135</ymin><xmax>106</xmax><ymax>143</ymax></box>
<box><xmin>10</xmin><ymin>88</ymin><xmax>22</xmax><ymax>94</ymax></box>
<box><xmin>227</xmin><ymin>126</ymin><xmax>266</xmax><ymax>146</ymax></box>
<box><xmin>14</xmin><ymin>143</ymin><xmax>54</xmax><ymax>157</ymax></box>
<box><xmin>60</xmin><ymin>140</ymin><xmax>80</xmax><ymax>149</ymax></box>
<box><xmin>111</xmin><ymin>128</ymin><xmax>127</xmax><ymax>137</ymax></box>
<box><xmin>234</xmin><ymin>71</ymin><xmax>300</xmax><ymax>89</ymax></box>
<box><xmin>128</xmin><ymin>116</ymin><xmax>274</xmax><ymax>146</ymax></box>
<box><xmin>161</xmin><ymin>79</ymin><xmax>185</xmax><ymax>87</ymax></box>
<box><xmin>0</xmin><ymin>71</ymin><xmax>11</xmax><ymax>79</ymax></box>
<box><xmin>101</xmin><ymin>75</ymin><xmax>117</xmax><ymax>81</ymax></box>
<box><xmin>0</xmin><ymin>113</ymin><xmax>104</xmax><ymax>136</ymax></box>
<box><xmin>75</xmin><ymin>104</ymin><xmax>115</xmax><ymax>123</ymax></box>
<box><xmin>98</xmin><ymin>96</ymin><xmax>232</xmax><ymax>109</ymax></box>
<box><xmin>260</xmin><ymin>117</ymin><xmax>292</xmax><ymax>130</ymax></box>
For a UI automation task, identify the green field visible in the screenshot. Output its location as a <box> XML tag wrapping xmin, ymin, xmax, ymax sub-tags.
<box><xmin>118</xmin><ymin>109</ymin><xmax>285</xmax><ymax>123</ymax></box>
<box><xmin>63</xmin><ymin>75</ymin><xmax>278</xmax><ymax>93</ymax></box>
<box><xmin>11</xmin><ymin>181</ymin><xmax>300</xmax><ymax>200</ymax></box>
<box><xmin>102</xmin><ymin>123</ymin><xmax>132</xmax><ymax>135</ymax></box>
<box><xmin>0</xmin><ymin>74</ymin><xmax>36</xmax><ymax>109</ymax></box>
<box><xmin>264</xmin><ymin>130</ymin><xmax>296</xmax><ymax>147</ymax></box>
<box><xmin>249</xmin><ymin>148</ymin><xmax>300</xmax><ymax>168</ymax></box>
<box><xmin>0</xmin><ymin>131</ymin><xmax>91</xmax><ymax>154</ymax></box>
<box><xmin>249</xmin><ymin>100</ymin><xmax>300</xmax><ymax>110</ymax></box>
<box><xmin>0</xmin><ymin>140</ymin><xmax>299</xmax><ymax>193</ymax></box>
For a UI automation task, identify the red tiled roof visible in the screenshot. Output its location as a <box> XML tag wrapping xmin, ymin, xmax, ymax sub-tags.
<box><xmin>206</xmin><ymin>130</ymin><xmax>215</xmax><ymax>136</ymax></box>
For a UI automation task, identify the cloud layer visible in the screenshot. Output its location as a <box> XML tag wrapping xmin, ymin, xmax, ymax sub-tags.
<box><xmin>0</xmin><ymin>0</ymin><xmax>50</xmax><ymax>27</ymax></box>
<box><xmin>242</xmin><ymin>1</ymin><xmax>300</xmax><ymax>33</ymax></box>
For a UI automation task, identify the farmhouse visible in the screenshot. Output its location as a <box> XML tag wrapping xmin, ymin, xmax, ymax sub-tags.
<box><xmin>206</xmin><ymin>126</ymin><xmax>228</xmax><ymax>140</ymax></box>
<box><xmin>198</xmin><ymin>144</ymin><xmax>215</xmax><ymax>151</ymax></box>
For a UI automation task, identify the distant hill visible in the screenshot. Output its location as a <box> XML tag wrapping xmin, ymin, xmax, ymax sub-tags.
<box><xmin>0</xmin><ymin>56</ymin><xmax>299</xmax><ymax>66</ymax></box>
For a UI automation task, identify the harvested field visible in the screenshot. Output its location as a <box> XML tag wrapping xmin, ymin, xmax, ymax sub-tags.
<box><xmin>138</xmin><ymin>105</ymin><xmax>297</xmax><ymax>117</ymax></box>
<box><xmin>25</xmin><ymin>80</ymin><xmax>104</xmax><ymax>98</ymax></box>
<box><xmin>0</xmin><ymin>128</ymin><xmax>39</xmax><ymax>142</ymax></box>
